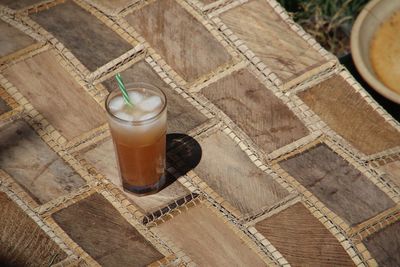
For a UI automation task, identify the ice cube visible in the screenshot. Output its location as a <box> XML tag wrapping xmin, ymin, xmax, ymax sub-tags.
<box><xmin>115</xmin><ymin>111</ymin><xmax>134</xmax><ymax>121</ymax></box>
<box><xmin>128</xmin><ymin>91</ymin><xmax>144</xmax><ymax>105</ymax></box>
<box><xmin>138</xmin><ymin>95</ymin><xmax>162</xmax><ymax>111</ymax></box>
<box><xmin>109</xmin><ymin>96</ymin><xmax>124</xmax><ymax>112</ymax></box>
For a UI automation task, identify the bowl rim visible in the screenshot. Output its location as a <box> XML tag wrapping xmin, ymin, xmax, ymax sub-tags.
<box><xmin>350</xmin><ymin>0</ymin><xmax>400</xmax><ymax>104</ymax></box>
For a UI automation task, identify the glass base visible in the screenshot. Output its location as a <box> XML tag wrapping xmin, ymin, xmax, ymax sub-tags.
<box><xmin>123</xmin><ymin>175</ymin><xmax>165</xmax><ymax>196</ymax></box>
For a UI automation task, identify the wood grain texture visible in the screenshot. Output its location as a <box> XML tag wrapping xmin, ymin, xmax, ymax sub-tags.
<box><xmin>255</xmin><ymin>203</ymin><xmax>355</xmax><ymax>267</ymax></box>
<box><xmin>201</xmin><ymin>68</ymin><xmax>309</xmax><ymax>153</ymax></box>
<box><xmin>0</xmin><ymin>192</ymin><xmax>67</xmax><ymax>266</ymax></box>
<box><xmin>363</xmin><ymin>222</ymin><xmax>400</xmax><ymax>266</ymax></box>
<box><xmin>102</xmin><ymin>60</ymin><xmax>208</xmax><ymax>133</ymax></box>
<box><xmin>195</xmin><ymin>131</ymin><xmax>288</xmax><ymax>216</ymax></box>
<box><xmin>125</xmin><ymin>0</ymin><xmax>232</xmax><ymax>82</ymax></box>
<box><xmin>0</xmin><ymin>97</ymin><xmax>10</xmax><ymax>115</ymax></box>
<box><xmin>52</xmin><ymin>193</ymin><xmax>164</xmax><ymax>266</ymax></box>
<box><xmin>0</xmin><ymin>120</ymin><xmax>85</xmax><ymax>204</ymax></box>
<box><xmin>220</xmin><ymin>0</ymin><xmax>326</xmax><ymax>82</ymax></box>
<box><xmin>154</xmin><ymin>203</ymin><xmax>266</xmax><ymax>266</ymax></box>
<box><xmin>381</xmin><ymin>161</ymin><xmax>400</xmax><ymax>187</ymax></box>
<box><xmin>94</xmin><ymin>0</ymin><xmax>132</xmax><ymax>10</ymax></box>
<box><xmin>299</xmin><ymin>75</ymin><xmax>400</xmax><ymax>155</ymax></box>
<box><xmin>3</xmin><ymin>50</ymin><xmax>105</xmax><ymax>140</ymax></box>
<box><xmin>81</xmin><ymin>138</ymin><xmax>190</xmax><ymax>214</ymax></box>
<box><xmin>0</xmin><ymin>20</ymin><xmax>36</xmax><ymax>58</ymax></box>
<box><xmin>279</xmin><ymin>144</ymin><xmax>395</xmax><ymax>225</ymax></box>
<box><xmin>0</xmin><ymin>0</ymin><xmax>42</xmax><ymax>9</ymax></box>
<box><xmin>31</xmin><ymin>1</ymin><xmax>132</xmax><ymax>71</ymax></box>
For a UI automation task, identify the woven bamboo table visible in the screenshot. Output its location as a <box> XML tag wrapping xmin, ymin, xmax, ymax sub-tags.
<box><xmin>0</xmin><ymin>0</ymin><xmax>399</xmax><ymax>266</ymax></box>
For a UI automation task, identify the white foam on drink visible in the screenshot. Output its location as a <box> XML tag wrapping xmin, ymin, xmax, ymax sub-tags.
<box><xmin>137</xmin><ymin>95</ymin><xmax>162</xmax><ymax>112</ymax></box>
<box><xmin>139</xmin><ymin>112</ymin><xmax>158</xmax><ymax>121</ymax></box>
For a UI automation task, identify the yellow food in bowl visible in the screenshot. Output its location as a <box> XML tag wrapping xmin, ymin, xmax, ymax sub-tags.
<box><xmin>370</xmin><ymin>10</ymin><xmax>400</xmax><ymax>95</ymax></box>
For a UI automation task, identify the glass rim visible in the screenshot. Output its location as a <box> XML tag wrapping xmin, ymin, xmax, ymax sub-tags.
<box><xmin>105</xmin><ymin>82</ymin><xmax>167</xmax><ymax>125</ymax></box>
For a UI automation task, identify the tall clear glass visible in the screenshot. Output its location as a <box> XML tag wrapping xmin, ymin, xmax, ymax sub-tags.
<box><xmin>105</xmin><ymin>82</ymin><xmax>167</xmax><ymax>195</ymax></box>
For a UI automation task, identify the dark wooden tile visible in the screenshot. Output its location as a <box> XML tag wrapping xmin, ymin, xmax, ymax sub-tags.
<box><xmin>201</xmin><ymin>68</ymin><xmax>309</xmax><ymax>153</ymax></box>
<box><xmin>0</xmin><ymin>120</ymin><xmax>85</xmax><ymax>204</ymax></box>
<box><xmin>125</xmin><ymin>0</ymin><xmax>232</xmax><ymax>82</ymax></box>
<box><xmin>154</xmin><ymin>203</ymin><xmax>266</xmax><ymax>266</ymax></box>
<box><xmin>94</xmin><ymin>0</ymin><xmax>132</xmax><ymax>11</ymax></box>
<box><xmin>0</xmin><ymin>97</ymin><xmax>10</xmax><ymax>115</ymax></box>
<box><xmin>0</xmin><ymin>20</ymin><xmax>36</xmax><ymax>57</ymax></box>
<box><xmin>80</xmin><ymin>138</ymin><xmax>190</xmax><ymax>214</ymax></box>
<box><xmin>31</xmin><ymin>1</ymin><xmax>132</xmax><ymax>71</ymax></box>
<box><xmin>279</xmin><ymin>144</ymin><xmax>395</xmax><ymax>225</ymax></box>
<box><xmin>255</xmin><ymin>203</ymin><xmax>355</xmax><ymax>267</ymax></box>
<box><xmin>195</xmin><ymin>131</ymin><xmax>288</xmax><ymax>216</ymax></box>
<box><xmin>103</xmin><ymin>60</ymin><xmax>208</xmax><ymax>133</ymax></box>
<box><xmin>299</xmin><ymin>75</ymin><xmax>400</xmax><ymax>155</ymax></box>
<box><xmin>3</xmin><ymin>50</ymin><xmax>106</xmax><ymax>140</ymax></box>
<box><xmin>220</xmin><ymin>0</ymin><xmax>327</xmax><ymax>83</ymax></box>
<box><xmin>364</xmin><ymin>222</ymin><xmax>400</xmax><ymax>266</ymax></box>
<box><xmin>52</xmin><ymin>193</ymin><xmax>164</xmax><ymax>266</ymax></box>
<box><xmin>0</xmin><ymin>192</ymin><xmax>67</xmax><ymax>266</ymax></box>
<box><xmin>0</xmin><ymin>0</ymin><xmax>42</xmax><ymax>9</ymax></box>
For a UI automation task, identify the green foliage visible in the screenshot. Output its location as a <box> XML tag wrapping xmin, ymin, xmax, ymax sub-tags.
<box><xmin>277</xmin><ymin>0</ymin><xmax>369</xmax><ymax>56</ymax></box>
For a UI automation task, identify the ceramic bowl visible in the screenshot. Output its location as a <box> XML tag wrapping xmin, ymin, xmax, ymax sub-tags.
<box><xmin>351</xmin><ymin>0</ymin><xmax>400</xmax><ymax>103</ymax></box>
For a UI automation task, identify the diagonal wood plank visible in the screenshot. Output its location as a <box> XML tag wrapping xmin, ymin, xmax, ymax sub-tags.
<box><xmin>3</xmin><ymin>50</ymin><xmax>106</xmax><ymax>140</ymax></box>
<box><xmin>53</xmin><ymin>193</ymin><xmax>164</xmax><ymax>266</ymax></box>
<box><xmin>201</xmin><ymin>68</ymin><xmax>309</xmax><ymax>153</ymax></box>
<box><xmin>298</xmin><ymin>75</ymin><xmax>400</xmax><ymax>155</ymax></box>
<box><xmin>153</xmin><ymin>203</ymin><xmax>267</xmax><ymax>266</ymax></box>
<box><xmin>255</xmin><ymin>202</ymin><xmax>355</xmax><ymax>267</ymax></box>
<box><xmin>0</xmin><ymin>192</ymin><xmax>67</xmax><ymax>266</ymax></box>
<box><xmin>0</xmin><ymin>20</ymin><xmax>36</xmax><ymax>58</ymax></box>
<box><xmin>220</xmin><ymin>0</ymin><xmax>327</xmax><ymax>83</ymax></box>
<box><xmin>194</xmin><ymin>131</ymin><xmax>288</xmax><ymax>216</ymax></box>
<box><xmin>0</xmin><ymin>97</ymin><xmax>10</xmax><ymax>115</ymax></box>
<box><xmin>102</xmin><ymin>60</ymin><xmax>208</xmax><ymax>133</ymax></box>
<box><xmin>363</xmin><ymin>222</ymin><xmax>400</xmax><ymax>266</ymax></box>
<box><xmin>125</xmin><ymin>0</ymin><xmax>232</xmax><ymax>82</ymax></box>
<box><xmin>0</xmin><ymin>120</ymin><xmax>85</xmax><ymax>204</ymax></box>
<box><xmin>31</xmin><ymin>1</ymin><xmax>132</xmax><ymax>71</ymax></box>
<box><xmin>279</xmin><ymin>144</ymin><xmax>395</xmax><ymax>225</ymax></box>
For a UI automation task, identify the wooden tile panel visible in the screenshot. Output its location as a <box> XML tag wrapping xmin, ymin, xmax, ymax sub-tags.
<box><xmin>299</xmin><ymin>75</ymin><xmax>400</xmax><ymax>155</ymax></box>
<box><xmin>0</xmin><ymin>192</ymin><xmax>67</xmax><ymax>266</ymax></box>
<box><xmin>0</xmin><ymin>20</ymin><xmax>36</xmax><ymax>58</ymax></box>
<box><xmin>279</xmin><ymin>144</ymin><xmax>395</xmax><ymax>225</ymax></box>
<box><xmin>364</xmin><ymin>222</ymin><xmax>400</xmax><ymax>266</ymax></box>
<box><xmin>52</xmin><ymin>193</ymin><xmax>164</xmax><ymax>266</ymax></box>
<box><xmin>0</xmin><ymin>97</ymin><xmax>10</xmax><ymax>115</ymax></box>
<box><xmin>255</xmin><ymin>203</ymin><xmax>355</xmax><ymax>266</ymax></box>
<box><xmin>220</xmin><ymin>0</ymin><xmax>327</xmax><ymax>83</ymax></box>
<box><xmin>125</xmin><ymin>0</ymin><xmax>232</xmax><ymax>82</ymax></box>
<box><xmin>202</xmin><ymin>68</ymin><xmax>309</xmax><ymax>153</ymax></box>
<box><xmin>154</xmin><ymin>203</ymin><xmax>266</xmax><ymax>266</ymax></box>
<box><xmin>195</xmin><ymin>131</ymin><xmax>289</xmax><ymax>216</ymax></box>
<box><xmin>31</xmin><ymin>1</ymin><xmax>132</xmax><ymax>71</ymax></box>
<box><xmin>3</xmin><ymin>50</ymin><xmax>106</xmax><ymax>140</ymax></box>
<box><xmin>0</xmin><ymin>120</ymin><xmax>85</xmax><ymax>204</ymax></box>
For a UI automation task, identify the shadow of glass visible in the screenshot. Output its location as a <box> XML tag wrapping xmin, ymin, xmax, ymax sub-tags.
<box><xmin>159</xmin><ymin>133</ymin><xmax>202</xmax><ymax>190</ymax></box>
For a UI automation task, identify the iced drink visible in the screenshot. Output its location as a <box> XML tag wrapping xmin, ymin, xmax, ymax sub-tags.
<box><xmin>105</xmin><ymin>83</ymin><xmax>167</xmax><ymax>195</ymax></box>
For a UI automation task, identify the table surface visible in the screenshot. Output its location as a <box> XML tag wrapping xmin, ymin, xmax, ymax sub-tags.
<box><xmin>0</xmin><ymin>0</ymin><xmax>399</xmax><ymax>266</ymax></box>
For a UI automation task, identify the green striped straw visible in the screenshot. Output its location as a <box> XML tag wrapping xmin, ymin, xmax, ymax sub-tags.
<box><xmin>115</xmin><ymin>73</ymin><xmax>133</xmax><ymax>107</ymax></box>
